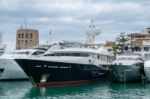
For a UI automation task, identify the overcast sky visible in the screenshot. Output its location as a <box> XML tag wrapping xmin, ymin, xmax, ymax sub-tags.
<box><xmin>0</xmin><ymin>0</ymin><xmax>150</xmax><ymax>50</ymax></box>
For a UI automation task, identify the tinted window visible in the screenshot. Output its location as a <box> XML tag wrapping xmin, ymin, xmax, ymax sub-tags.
<box><xmin>32</xmin><ymin>51</ymin><xmax>45</xmax><ymax>55</ymax></box>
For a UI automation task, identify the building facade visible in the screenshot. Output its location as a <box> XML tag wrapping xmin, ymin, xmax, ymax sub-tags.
<box><xmin>16</xmin><ymin>28</ymin><xmax>39</xmax><ymax>50</ymax></box>
<box><xmin>127</xmin><ymin>28</ymin><xmax>150</xmax><ymax>60</ymax></box>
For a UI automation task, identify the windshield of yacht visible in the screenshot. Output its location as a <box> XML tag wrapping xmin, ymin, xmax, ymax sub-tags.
<box><xmin>33</xmin><ymin>45</ymin><xmax>51</xmax><ymax>51</ymax></box>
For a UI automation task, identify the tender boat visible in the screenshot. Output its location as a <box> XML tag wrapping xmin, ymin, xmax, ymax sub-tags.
<box><xmin>109</xmin><ymin>53</ymin><xmax>144</xmax><ymax>82</ymax></box>
<box><xmin>14</xmin><ymin>47</ymin><xmax>114</xmax><ymax>87</ymax></box>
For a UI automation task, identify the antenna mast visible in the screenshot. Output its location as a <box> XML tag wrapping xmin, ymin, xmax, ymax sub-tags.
<box><xmin>24</xmin><ymin>17</ymin><xmax>27</xmax><ymax>29</ymax></box>
<box><xmin>47</xmin><ymin>30</ymin><xmax>52</xmax><ymax>44</ymax></box>
<box><xmin>85</xmin><ymin>20</ymin><xmax>101</xmax><ymax>44</ymax></box>
<box><xmin>49</xmin><ymin>30</ymin><xmax>52</xmax><ymax>44</ymax></box>
<box><xmin>0</xmin><ymin>31</ymin><xmax>2</xmax><ymax>44</ymax></box>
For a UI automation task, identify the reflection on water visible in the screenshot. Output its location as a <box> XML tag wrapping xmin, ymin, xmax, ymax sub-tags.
<box><xmin>0</xmin><ymin>81</ymin><xmax>31</xmax><ymax>99</ymax></box>
<box><xmin>24</xmin><ymin>82</ymin><xmax>110</xmax><ymax>99</ymax></box>
<box><xmin>109</xmin><ymin>83</ymin><xmax>150</xmax><ymax>99</ymax></box>
<box><xmin>1</xmin><ymin>81</ymin><xmax>150</xmax><ymax>99</ymax></box>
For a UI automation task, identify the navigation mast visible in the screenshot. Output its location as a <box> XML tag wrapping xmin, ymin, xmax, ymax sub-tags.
<box><xmin>85</xmin><ymin>20</ymin><xmax>101</xmax><ymax>44</ymax></box>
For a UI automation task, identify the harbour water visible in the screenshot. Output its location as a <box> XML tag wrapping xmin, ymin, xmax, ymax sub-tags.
<box><xmin>0</xmin><ymin>81</ymin><xmax>150</xmax><ymax>99</ymax></box>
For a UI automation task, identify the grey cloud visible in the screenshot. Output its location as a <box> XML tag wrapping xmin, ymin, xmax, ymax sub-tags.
<box><xmin>0</xmin><ymin>0</ymin><xmax>150</xmax><ymax>50</ymax></box>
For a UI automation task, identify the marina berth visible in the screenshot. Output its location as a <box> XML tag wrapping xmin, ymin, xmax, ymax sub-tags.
<box><xmin>14</xmin><ymin>47</ymin><xmax>114</xmax><ymax>87</ymax></box>
<box><xmin>0</xmin><ymin>48</ymin><xmax>46</xmax><ymax>80</ymax></box>
<box><xmin>109</xmin><ymin>53</ymin><xmax>145</xmax><ymax>82</ymax></box>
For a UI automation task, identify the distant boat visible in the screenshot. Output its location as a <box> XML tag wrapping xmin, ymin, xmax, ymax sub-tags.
<box><xmin>109</xmin><ymin>53</ymin><xmax>144</xmax><ymax>82</ymax></box>
<box><xmin>14</xmin><ymin>47</ymin><xmax>114</xmax><ymax>87</ymax></box>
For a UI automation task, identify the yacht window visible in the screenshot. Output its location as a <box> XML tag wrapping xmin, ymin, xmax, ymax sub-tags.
<box><xmin>117</xmin><ymin>57</ymin><xmax>134</xmax><ymax>60</ymax></box>
<box><xmin>128</xmin><ymin>57</ymin><xmax>134</xmax><ymax>60</ymax></box>
<box><xmin>101</xmin><ymin>55</ymin><xmax>106</xmax><ymax>60</ymax></box>
<box><xmin>25</xmin><ymin>51</ymin><xmax>30</xmax><ymax>55</ymax></box>
<box><xmin>44</xmin><ymin>53</ymin><xmax>54</xmax><ymax>56</ymax></box>
<box><xmin>92</xmin><ymin>54</ymin><xmax>97</xmax><ymax>59</ymax></box>
<box><xmin>136</xmin><ymin>47</ymin><xmax>142</xmax><ymax>52</ymax></box>
<box><xmin>10</xmin><ymin>51</ymin><xmax>30</xmax><ymax>55</ymax></box>
<box><xmin>44</xmin><ymin>52</ymin><xmax>90</xmax><ymax>57</ymax></box>
<box><xmin>32</xmin><ymin>51</ymin><xmax>45</xmax><ymax>55</ymax></box>
<box><xmin>135</xmin><ymin>58</ymin><xmax>143</xmax><ymax>61</ymax></box>
<box><xmin>144</xmin><ymin>47</ymin><xmax>149</xmax><ymax>51</ymax></box>
<box><xmin>33</xmin><ymin>45</ymin><xmax>51</xmax><ymax>51</ymax></box>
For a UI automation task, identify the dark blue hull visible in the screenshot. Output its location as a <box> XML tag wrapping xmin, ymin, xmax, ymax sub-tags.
<box><xmin>15</xmin><ymin>59</ymin><xmax>107</xmax><ymax>87</ymax></box>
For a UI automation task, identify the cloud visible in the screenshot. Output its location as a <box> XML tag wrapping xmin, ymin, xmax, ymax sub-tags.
<box><xmin>0</xmin><ymin>0</ymin><xmax>150</xmax><ymax>50</ymax></box>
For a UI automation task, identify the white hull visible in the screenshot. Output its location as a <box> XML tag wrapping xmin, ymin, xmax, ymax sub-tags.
<box><xmin>0</xmin><ymin>58</ymin><xmax>27</xmax><ymax>80</ymax></box>
<box><xmin>144</xmin><ymin>67</ymin><xmax>150</xmax><ymax>82</ymax></box>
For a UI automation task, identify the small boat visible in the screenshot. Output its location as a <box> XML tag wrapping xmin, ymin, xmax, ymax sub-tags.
<box><xmin>109</xmin><ymin>53</ymin><xmax>144</xmax><ymax>82</ymax></box>
<box><xmin>14</xmin><ymin>47</ymin><xmax>114</xmax><ymax>87</ymax></box>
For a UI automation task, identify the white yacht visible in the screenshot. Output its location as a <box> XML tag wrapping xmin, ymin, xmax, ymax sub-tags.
<box><xmin>14</xmin><ymin>47</ymin><xmax>114</xmax><ymax>87</ymax></box>
<box><xmin>0</xmin><ymin>49</ymin><xmax>46</xmax><ymax>80</ymax></box>
<box><xmin>126</xmin><ymin>28</ymin><xmax>150</xmax><ymax>82</ymax></box>
<box><xmin>109</xmin><ymin>53</ymin><xmax>144</xmax><ymax>82</ymax></box>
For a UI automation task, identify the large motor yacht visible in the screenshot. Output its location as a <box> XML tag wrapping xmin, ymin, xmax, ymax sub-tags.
<box><xmin>14</xmin><ymin>47</ymin><xmax>114</xmax><ymax>87</ymax></box>
<box><xmin>109</xmin><ymin>53</ymin><xmax>144</xmax><ymax>82</ymax></box>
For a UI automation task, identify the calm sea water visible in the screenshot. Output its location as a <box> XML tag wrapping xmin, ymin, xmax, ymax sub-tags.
<box><xmin>0</xmin><ymin>81</ymin><xmax>150</xmax><ymax>99</ymax></box>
